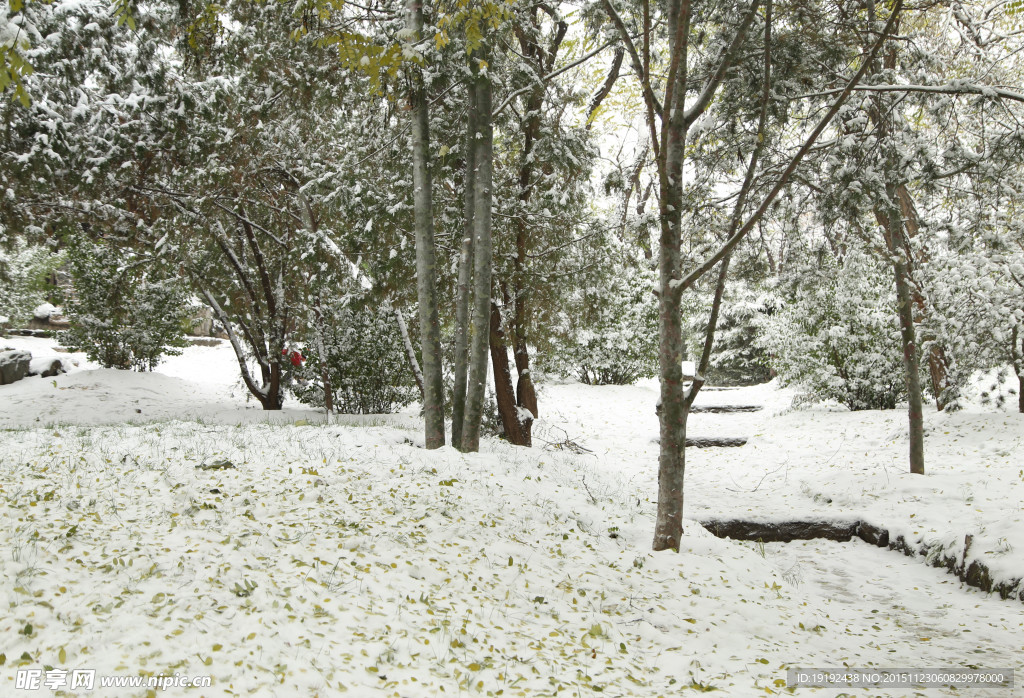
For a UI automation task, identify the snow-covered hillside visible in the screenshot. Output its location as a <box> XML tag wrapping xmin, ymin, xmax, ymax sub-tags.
<box><xmin>1</xmin><ymin>339</ymin><xmax>1021</xmax><ymax>696</ymax></box>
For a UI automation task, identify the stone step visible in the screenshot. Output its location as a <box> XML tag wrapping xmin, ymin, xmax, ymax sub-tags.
<box><xmin>685</xmin><ymin>437</ymin><xmax>747</xmax><ymax>448</ymax></box>
<box><xmin>690</xmin><ymin>405</ymin><xmax>762</xmax><ymax>413</ymax></box>
<box><xmin>699</xmin><ymin>518</ymin><xmax>1024</xmax><ymax>604</ymax></box>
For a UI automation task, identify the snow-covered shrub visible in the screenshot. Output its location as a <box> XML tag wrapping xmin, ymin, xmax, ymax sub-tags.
<box><xmin>295</xmin><ymin>302</ymin><xmax>418</xmax><ymax>414</ymax></box>
<box><xmin>60</xmin><ymin>241</ymin><xmax>189</xmax><ymax>371</ymax></box>
<box><xmin>0</xmin><ymin>240</ymin><xmax>66</xmax><ymax>327</ymax></box>
<box><xmin>918</xmin><ymin>229</ymin><xmax>1024</xmax><ymax>411</ymax></box>
<box><xmin>758</xmin><ymin>251</ymin><xmax>906</xmax><ymax>410</ymax></box>
<box><xmin>539</xmin><ymin>264</ymin><xmax>658</xmax><ymax>385</ymax></box>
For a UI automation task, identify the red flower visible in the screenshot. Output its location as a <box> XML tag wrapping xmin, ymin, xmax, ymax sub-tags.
<box><xmin>282</xmin><ymin>348</ymin><xmax>304</xmax><ymax>367</ymax></box>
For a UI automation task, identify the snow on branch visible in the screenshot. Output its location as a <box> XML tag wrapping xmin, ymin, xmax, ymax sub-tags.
<box><xmin>801</xmin><ymin>83</ymin><xmax>1024</xmax><ymax>104</ymax></box>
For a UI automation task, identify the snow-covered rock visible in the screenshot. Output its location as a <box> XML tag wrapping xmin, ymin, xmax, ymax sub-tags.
<box><xmin>0</xmin><ymin>349</ymin><xmax>31</xmax><ymax>385</ymax></box>
<box><xmin>29</xmin><ymin>356</ymin><xmax>67</xmax><ymax>378</ymax></box>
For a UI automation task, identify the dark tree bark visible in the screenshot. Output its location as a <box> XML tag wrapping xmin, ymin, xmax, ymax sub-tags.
<box><xmin>871</xmin><ymin>204</ymin><xmax>927</xmax><ymax>475</ymax></box>
<box><xmin>484</xmin><ymin>7</ymin><xmax>567</xmax><ymax>448</ymax></box>
<box><xmin>313</xmin><ymin>297</ymin><xmax>334</xmax><ymax>416</ymax></box>
<box><xmin>586</xmin><ymin>46</ymin><xmax>624</xmax><ymax>127</ymax></box>
<box><xmin>405</xmin><ymin>0</ymin><xmax>445</xmax><ymax>449</ymax></box>
<box><xmin>192</xmin><ymin>209</ymin><xmax>293</xmax><ymax>411</ymax></box>
<box><xmin>490</xmin><ymin>301</ymin><xmax>528</xmax><ymax>445</ymax></box>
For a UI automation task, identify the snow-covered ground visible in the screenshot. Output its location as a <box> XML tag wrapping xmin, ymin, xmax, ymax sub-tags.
<box><xmin>1</xmin><ymin>338</ymin><xmax>1022</xmax><ymax>696</ymax></box>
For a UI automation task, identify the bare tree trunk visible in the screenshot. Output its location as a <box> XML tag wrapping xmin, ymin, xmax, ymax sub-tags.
<box><xmin>883</xmin><ymin>193</ymin><xmax>925</xmax><ymax>475</ymax></box>
<box><xmin>507</xmin><ymin>245</ymin><xmax>537</xmax><ymax>447</ymax></box>
<box><xmin>865</xmin><ymin>20</ymin><xmax>923</xmax><ymax>473</ymax></box>
<box><xmin>405</xmin><ymin>0</ymin><xmax>445</xmax><ymax>449</ymax></box>
<box><xmin>489</xmin><ymin>301</ymin><xmax>527</xmax><ymax>445</ymax></box>
<box><xmin>896</xmin><ymin>183</ymin><xmax>951</xmax><ymax>410</ymax></box>
<box><xmin>495</xmin><ymin>9</ymin><xmax>563</xmax><ymax>448</ymax></box>
<box><xmin>697</xmin><ymin>255</ymin><xmax>732</xmax><ymax>383</ymax></box>
<box><xmin>452</xmin><ymin>90</ymin><xmax>478</xmax><ymax>449</ymax></box>
<box><xmin>512</xmin><ymin>328</ymin><xmax>537</xmax><ymax>429</ymax></box>
<box><xmin>461</xmin><ymin>65</ymin><xmax>494</xmax><ymax>453</ymax></box>
<box><xmin>650</xmin><ymin>1</ymin><xmax>691</xmax><ymax>552</ymax></box>
<box><xmin>926</xmin><ymin>346</ymin><xmax>951</xmax><ymax>409</ymax></box>
<box><xmin>198</xmin><ymin>286</ymin><xmax>275</xmax><ymax>409</ymax></box>
<box><xmin>586</xmin><ymin>46</ymin><xmax>624</xmax><ymax>127</ymax></box>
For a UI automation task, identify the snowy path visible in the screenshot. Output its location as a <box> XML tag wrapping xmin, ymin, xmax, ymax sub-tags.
<box><xmin>758</xmin><ymin>539</ymin><xmax>1020</xmax><ymax>685</ymax></box>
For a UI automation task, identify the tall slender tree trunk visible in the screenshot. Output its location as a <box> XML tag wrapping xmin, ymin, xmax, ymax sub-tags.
<box><xmin>866</xmin><ymin>22</ymin><xmax>923</xmax><ymax>474</ymax></box>
<box><xmin>405</xmin><ymin>0</ymin><xmax>445</xmax><ymax>449</ymax></box>
<box><xmin>461</xmin><ymin>64</ymin><xmax>494</xmax><ymax>453</ymax></box>
<box><xmin>651</xmin><ymin>0</ymin><xmax>691</xmax><ymax>552</ymax></box>
<box><xmin>896</xmin><ymin>183</ymin><xmax>951</xmax><ymax>409</ymax></box>
<box><xmin>653</xmin><ymin>231</ymin><xmax>687</xmax><ymax>551</ymax></box>
<box><xmin>452</xmin><ymin>90</ymin><xmax>478</xmax><ymax>449</ymax></box>
<box><xmin>601</xmin><ymin>0</ymin><xmax>894</xmax><ymax>550</ymax></box>
<box><xmin>883</xmin><ymin>189</ymin><xmax>925</xmax><ymax>474</ymax></box>
<box><xmin>489</xmin><ymin>10</ymin><xmax>562</xmax><ymax>448</ymax></box>
<box><xmin>508</xmin><ymin>139</ymin><xmax>538</xmax><ymax>443</ymax></box>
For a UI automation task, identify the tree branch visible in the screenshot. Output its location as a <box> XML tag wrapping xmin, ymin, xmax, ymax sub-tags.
<box><xmin>586</xmin><ymin>46</ymin><xmax>624</xmax><ymax>127</ymax></box>
<box><xmin>600</xmin><ymin>0</ymin><xmax>664</xmax><ymax>121</ymax></box>
<box><xmin>681</xmin><ymin>0</ymin><xmax>761</xmax><ymax>128</ymax></box>
<box><xmin>673</xmin><ymin>0</ymin><xmax>905</xmax><ymax>296</ymax></box>
<box><xmin>492</xmin><ymin>40</ymin><xmax>618</xmax><ymax>117</ymax></box>
<box><xmin>799</xmin><ymin>82</ymin><xmax>1024</xmax><ymax>104</ymax></box>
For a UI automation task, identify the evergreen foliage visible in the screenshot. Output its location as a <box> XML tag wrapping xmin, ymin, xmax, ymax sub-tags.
<box><xmin>0</xmin><ymin>240</ymin><xmax>65</xmax><ymax>326</ymax></box>
<box><xmin>60</xmin><ymin>240</ymin><xmax>189</xmax><ymax>371</ymax></box>
<box><xmin>295</xmin><ymin>302</ymin><xmax>418</xmax><ymax>414</ymax></box>
<box><xmin>540</xmin><ymin>261</ymin><xmax>658</xmax><ymax>385</ymax></box>
<box><xmin>758</xmin><ymin>250</ymin><xmax>907</xmax><ymax>410</ymax></box>
<box><xmin>684</xmin><ymin>281</ymin><xmax>775</xmax><ymax>387</ymax></box>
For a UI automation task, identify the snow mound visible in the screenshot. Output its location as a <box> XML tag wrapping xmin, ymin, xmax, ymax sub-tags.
<box><xmin>33</xmin><ymin>303</ymin><xmax>58</xmax><ymax>320</ymax></box>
